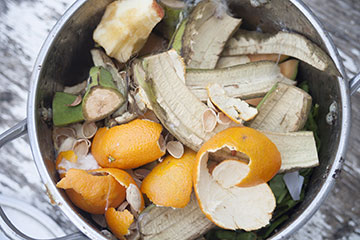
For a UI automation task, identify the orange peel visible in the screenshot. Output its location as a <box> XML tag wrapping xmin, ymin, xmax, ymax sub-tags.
<box><xmin>200</xmin><ymin>127</ymin><xmax>281</xmax><ymax>187</ymax></box>
<box><xmin>56</xmin><ymin>150</ymin><xmax>77</xmax><ymax>164</ymax></box>
<box><xmin>141</xmin><ymin>148</ymin><xmax>196</xmax><ymax>208</ymax></box>
<box><xmin>91</xmin><ymin>168</ymin><xmax>145</xmax><ymax>240</ymax></box>
<box><xmin>55</xmin><ymin>151</ymin><xmax>99</xmax><ymax>178</ymax></box>
<box><xmin>193</xmin><ymin>128</ymin><xmax>279</xmax><ymax>230</ymax></box>
<box><xmin>194</xmin><ymin>159</ymin><xmax>276</xmax><ymax>231</ymax></box>
<box><xmin>105</xmin><ymin>208</ymin><xmax>134</xmax><ymax>239</ymax></box>
<box><xmin>91</xmin><ymin>126</ymin><xmax>108</xmax><ymax>162</ymax></box>
<box><xmin>56</xmin><ymin>151</ymin><xmax>77</xmax><ymax>178</ymax></box>
<box><xmin>91</xmin><ymin>168</ymin><xmax>145</xmax><ymax>213</ymax></box>
<box><xmin>91</xmin><ymin>119</ymin><xmax>165</xmax><ymax>169</ymax></box>
<box><xmin>56</xmin><ymin>169</ymin><xmax>126</xmax><ymax>214</ymax></box>
<box><xmin>212</xmin><ymin>160</ymin><xmax>250</xmax><ymax>188</ymax></box>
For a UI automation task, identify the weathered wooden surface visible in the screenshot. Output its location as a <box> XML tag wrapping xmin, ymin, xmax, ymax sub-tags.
<box><xmin>292</xmin><ymin>1</ymin><xmax>360</xmax><ymax>239</ymax></box>
<box><xmin>0</xmin><ymin>0</ymin><xmax>79</xmax><ymax>236</ymax></box>
<box><xmin>0</xmin><ymin>0</ymin><xmax>359</xmax><ymax>239</ymax></box>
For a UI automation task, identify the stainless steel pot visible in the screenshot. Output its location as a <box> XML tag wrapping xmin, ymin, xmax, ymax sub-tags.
<box><xmin>0</xmin><ymin>0</ymin><xmax>359</xmax><ymax>239</ymax></box>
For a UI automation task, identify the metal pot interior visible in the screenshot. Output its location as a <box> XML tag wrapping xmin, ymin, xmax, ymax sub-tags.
<box><xmin>31</xmin><ymin>0</ymin><xmax>346</xmax><ymax>238</ymax></box>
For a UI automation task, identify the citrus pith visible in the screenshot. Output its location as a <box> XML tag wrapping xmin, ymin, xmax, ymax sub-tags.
<box><xmin>194</xmin><ymin>159</ymin><xmax>276</xmax><ymax>231</ymax></box>
<box><xmin>56</xmin><ymin>150</ymin><xmax>77</xmax><ymax>178</ymax></box>
<box><xmin>197</xmin><ymin>127</ymin><xmax>281</xmax><ymax>187</ymax></box>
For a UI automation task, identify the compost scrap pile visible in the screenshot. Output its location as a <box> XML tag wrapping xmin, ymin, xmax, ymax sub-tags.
<box><xmin>51</xmin><ymin>0</ymin><xmax>337</xmax><ymax>239</ymax></box>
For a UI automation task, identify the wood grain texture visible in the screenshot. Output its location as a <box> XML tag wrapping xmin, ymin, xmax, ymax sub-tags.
<box><xmin>0</xmin><ymin>0</ymin><xmax>78</xmax><ymax>235</ymax></box>
<box><xmin>0</xmin><ymin>0</ymin><xmax>358</xmax><ymax>239</ymax></box>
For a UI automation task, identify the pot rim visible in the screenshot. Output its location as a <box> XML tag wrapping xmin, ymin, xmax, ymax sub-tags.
<box><xmin>27</xmin><ymin>0</ymin><xmax>351</xmax><ymax>239</ymax></box>
<box><xmin>269</xmin><ymin>0</ymin><xmax>351</xmax><ymax>238</ymax></box>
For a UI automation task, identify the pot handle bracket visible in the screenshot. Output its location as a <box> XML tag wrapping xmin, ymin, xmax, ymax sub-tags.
<box><xmin>349</xmin><ymin>73</ymin><xmax>360</xmax><ymax>95</ymax></box>
<box><xmin>0</xmin><ymin>120</ymin><xmax>87</xmax><ymax>240</ymax></box>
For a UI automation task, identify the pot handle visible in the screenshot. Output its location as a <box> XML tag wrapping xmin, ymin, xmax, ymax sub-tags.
<box><xmin>0</xmin><ymin>120</ymin><xmax>87</xmax><ymax>240</ymax></box>
<box><xmin>349</xmin><ymin>73</ymin><xmax>360</xmax><ymax>95</ymax></box>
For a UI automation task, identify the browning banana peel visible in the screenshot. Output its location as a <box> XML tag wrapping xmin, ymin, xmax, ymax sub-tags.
<box><xmin>223</xmin><ymin>30</ymin><xmax>341</xmax><ymax>76</ymax></box>
<box><xmin>82</xmin><ymin>67</ymin><xmax>125</xmax><ymax>122</ymax></box>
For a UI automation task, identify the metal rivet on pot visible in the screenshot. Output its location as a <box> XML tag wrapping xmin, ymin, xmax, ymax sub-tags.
<box><xmin>332</xmin><ymin>169</ymin><xmax>342</xmax><ymax>179</ymax></box>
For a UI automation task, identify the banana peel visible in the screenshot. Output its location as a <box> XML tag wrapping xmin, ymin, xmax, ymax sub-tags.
<box><xmin>90</xmin><ymin>48</ymin><xmax>127</xmax><ymax>97</ymax></box>
<box><xmin>263</xmin><ymin>131</ymin><xmax>319</xmax><ymax>172</ymax></box>
<box><xmin>186</xmin><ymin>61</ymin><xmax>296</xmax><ymax>101</ymax></box>
<box><xmin>216</xmin><ymin>54</ymin><xmax>289</xmax><ymax>69</ymax></box>
<box><xmin>216</xmin><ymin>55</ymin><xmax>251</xmax><ymax>68</ymax></box>
<box><xmin>178</xmin><ymin>0</ymin><xmax>242</xmax><ymax>69</ymax></box>
<box><xmin>279</xmin><ymin>59</ymin><xmax>299</xmax><ymax>80</ymax></box>
<box><xmin>249</xmin><ymin>83</ymin><xmax>312</xmax><ymax>132</ymax></box>
<box><xmin>133</xmin><ymin>50</ymin><xmax>237</xmax><ymax>151</ymax></box>
<box><xmin>133</xmin><ymin>50</ymin><xmax>319</xmax><ymax>239</ymax></box>
<box><xmin>169</xmin><ymin>18</ymin><xmax>188</xmax><ymax>54</ymax></box>
<box><xmin>52</xmin><ymin>92</ymin><xmax>84</xmax><ymax>127</ymax></box>
<box><xmin>82</xmin><ymin>67</ymin><xmax>125</xmax><ymax>122</ymax></box>
<box><xmin>222</xmin><ymin>30</ymin><xmax>341</xmax><ymax>76</ymax></box>
<box><xmin>156</xmin><ymin>0</ymin><xmax>186</xmax><ymax>40</ymax></box>
<box><xmin>91</xmin><ymin>48</ymin><xmax>128</xmax><ymax>118</ymax></box>
<box><xmin>138</xmin><ymin>195</ymin><xmax>214</xmax><ymax>240</ymax></box>
<box><xmin>133</xmin><ymin>49</ymin><xmax>319</xmax><ymax>170</ymax></box>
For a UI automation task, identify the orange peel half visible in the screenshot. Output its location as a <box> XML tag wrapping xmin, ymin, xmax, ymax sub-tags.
<box><xmin>56</xmin><ymin>169</ymin><xmax>126</xmax><ymax>214</ymax></box>
<box><xmin>194</xmin><ymin>160</ymin><xmax>276</xmax><ymax>231</ymax></box>
<box><xmin>193</xmin><ymin>127</ymin><xmax>279</xmax><ymax>230</ymax></box>
<box><xmin>200</xmin><ymin>127</ymin><xmax>281</xmax><ymax>187</ymax></box>
<box><xmin>141</xmin><ymin>147</ymin><xmax>196</xmax><ymax>208</ymax></box>
<box><xmin>91</xmin><ymin>119</ymin><xmax>165</xmax><ymax>169</ymax></box>
<box><xmin>105</xmin><ymin>208</ymin><xmax>134</xmax><ymax>239</ymax></box>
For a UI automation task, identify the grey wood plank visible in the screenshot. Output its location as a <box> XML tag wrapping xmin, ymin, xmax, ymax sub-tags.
<box><xmin>0</xmin><ymin>0</ymin><xmax>78</xmax><ymax>235</ymax></box>
<box><xmin>292</xmin><ymin>0</ymin><xmax>360</xmax><ymax>239</ymax></box>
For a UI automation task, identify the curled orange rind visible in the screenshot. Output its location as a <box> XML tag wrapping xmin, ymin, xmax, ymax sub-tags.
<box><xmin>193</xmin><ymin>127</ymin><xmax>280</xmax><ymax>231</ymax></box>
